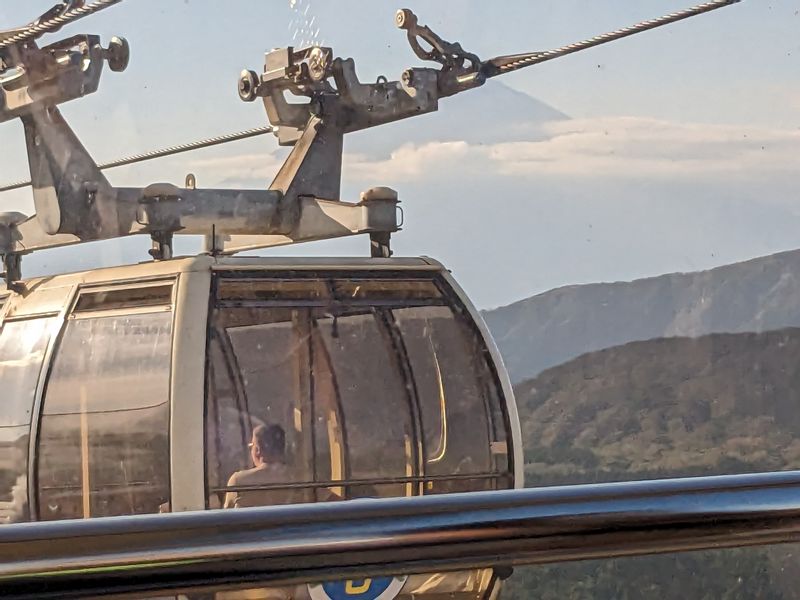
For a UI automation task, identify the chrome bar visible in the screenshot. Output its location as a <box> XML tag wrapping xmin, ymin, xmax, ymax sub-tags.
<box><xmin>2</xmin><ymin>471</ymin><xmax>800</xmax><ymax>599</ymax></box>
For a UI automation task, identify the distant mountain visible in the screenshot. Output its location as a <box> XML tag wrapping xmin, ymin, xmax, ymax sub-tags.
<box><xmin>346</xmin><ymin>80</ymin><xmax>568</xmax><ymax>157</ymax></box>
<box><xmin>484</xmin><ymin>248</ymin><xmax>800</xmax><ymax>383</ymax></box>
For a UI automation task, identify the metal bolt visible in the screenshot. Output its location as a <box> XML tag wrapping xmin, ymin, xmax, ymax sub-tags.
<box><xmin>105</xmin><ymin>36</ymin><xmax>129</xmax><ymax>72</ymax></box>
<box><xmin>395</xmin><ymin>9</ymin><xmax>415</xmax><ymax>30</ymax></box>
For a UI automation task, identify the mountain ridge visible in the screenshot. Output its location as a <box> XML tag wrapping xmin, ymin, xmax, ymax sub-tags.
<box><xmin>485</xmin><ymin>247</ymin><xmax>800</xmax><ymax>383</ymax></box>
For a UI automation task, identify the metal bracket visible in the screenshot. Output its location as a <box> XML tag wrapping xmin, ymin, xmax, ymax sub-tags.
<box><xmin>0</xmin><ymin>212</ymin><xmax>28</xmax><ymax>285</ymax></box>
<box><xmin>361</xmin><ymin>187</ymin><xmax>398</xmax><ymax>258</ymax></box>
<box><xmin>2</xmin><ymin>8</ymin><xmax>467</xmax><ymax>267</ymax></box>
<box><xmin>0</xmin><ymin>34</ymin><xmax>128</xmax><ymax>124</ymax></box>
<box><xmin>219</xmin><ymin>189</ymin><xmax>400</xmax><ymax>255</ymax></box>
<box><xmin>138</xmin><ymin>183</ymin><xmax>184</xmax><ymax>261</ymax></box>
<box><xmin>395</xmin><ymin>8</ymin><xmax>484</xmax><ymax>96</ymax></box>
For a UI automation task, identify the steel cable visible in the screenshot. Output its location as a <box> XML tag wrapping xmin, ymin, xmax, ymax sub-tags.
<box><xmin>486</xmin><ymin>0</ymin><xmax>742</xmax><ymax>74</ymax></box>
<box><xmin>0</xmin><ymin>0</ymin><xmax>124</xmax><ymax>49</ymax></box>
<box><xmin>0</xmin><ymin>125</ymin><xmax>274</xmax><ymax>193</ymax></box>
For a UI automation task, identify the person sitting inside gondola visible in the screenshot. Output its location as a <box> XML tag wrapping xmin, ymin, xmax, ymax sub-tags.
<box><xmin>224</xmin><ymin>424</ymin><xmax>302</xmax><ymax>509</ymax></box>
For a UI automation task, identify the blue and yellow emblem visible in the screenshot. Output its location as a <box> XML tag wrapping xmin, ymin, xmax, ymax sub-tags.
<box><xmin>308</xmin><ymin>576</ymin><xmax>408</xmax><ymax>600</ymax></box>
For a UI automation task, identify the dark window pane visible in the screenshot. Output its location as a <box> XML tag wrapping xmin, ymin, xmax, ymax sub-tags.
<box><xmin>333</xmin><ymin>279</ymin><xmax>442</xmax><ymax>302</ymax></box>
<box><xmin>37</xmin><ymin>312</ymin><xmax>172</xmax><ymax>521</ymax></box>
<box><xmin>73</xmin><ymin>284</ymin><xmax>173</xmax><ymax>313</ymax></box>
<box><xmin>206</xmin><ymin>307</ymin><xmax>315</xmax><ymax>508</ymax></box>
<box><xmin>315</xmin><ymin>312</ymin><xmax>414</xmax><ymax>486</ymax></box>
<box><xmin>394</xmin><ymin>306</ymin><xmax>509</xmax><ymax>489</ymax></box>
<box><xmin>0</xmin><ymin>318</ymin><xmax>56</xmax><ymax>524</ymax></box>
<box><xmin>218</xmin><ymin>279</ymin><xmax>328</xmax><ymax>302</ymax></box>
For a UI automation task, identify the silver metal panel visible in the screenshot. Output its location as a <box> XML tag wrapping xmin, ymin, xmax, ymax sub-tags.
<box><xmin>16</xmin><ymin>255</ymin><xmax>214</xmax><ymax>291</ymax></box>
<box><xmin>211</xmin><ymin>256</ymin><xmax>439</xmax><ymax>271</ymax></box>
<box><xmin>170</xmin><ymin>269</ymin><xmax>211</xmax><ymax>512</ymax></box>
<box><xmin>2</xmin><ymin>284</ymin><xmax>74</xmax><ymax>319</ymax></box>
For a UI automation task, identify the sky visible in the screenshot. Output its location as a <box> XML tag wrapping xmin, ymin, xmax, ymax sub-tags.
<box><xmin>0</xmin><ymin>0</ymin><xmax>798</xmax><ymax>308</ymax></box>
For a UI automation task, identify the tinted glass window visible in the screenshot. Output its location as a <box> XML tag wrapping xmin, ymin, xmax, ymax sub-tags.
<box><xmin>394</xmin><ymin>306</ymin><xmax>508</xmax><ymax>492</ymax></box>
<box><xmin>0</xmin><ymin>318</ymin><xmax>55</xmax><ymax>524</ymax></box>
<box><xmin>206</xmin><ymin>275</ymin><xmax>510</xmax><ymax>507</ymax></box>
<box><xmin>37</xmin><ymin>311</ymin><xmax>172</xmax><ymax>520</ymax></box>
<box><xmin>316</xmin><ymin>312</ymin><xmax>413</xmax><ymax>497</ymax></box>
<box><xmin>207</xmin><ymin>306</ymin><xmax>414</xmax><ymax>505</ymax></box>
<box><xmin>208</xmin><ymin>308</ymin><xmax>316</xmax><ymax>508</ymax></box>
<box><xmin>73</xmin><ymin>284</ymin><xmax>173</xmax><ymax>312</ymax></box>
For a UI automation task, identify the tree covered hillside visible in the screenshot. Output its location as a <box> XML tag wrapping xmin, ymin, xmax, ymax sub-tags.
<box><xmin>504</xmin><ymin>327</ymin><xmax>800</xmax><ymax>598</ymax></box>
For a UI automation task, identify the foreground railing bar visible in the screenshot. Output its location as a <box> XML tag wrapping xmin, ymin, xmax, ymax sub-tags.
<box><xmin>1</xmin><ymin>470</ymin><xmax>800</xmax><ymax>599</ymax></box>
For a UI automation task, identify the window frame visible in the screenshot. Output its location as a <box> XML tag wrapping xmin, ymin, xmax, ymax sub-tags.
<box><xmin>21</xmin><ymin>286</ymin><xmax>77</xmax><ymax>522</ymax></box>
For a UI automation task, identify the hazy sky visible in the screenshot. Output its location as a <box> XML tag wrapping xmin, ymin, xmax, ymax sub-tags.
<box><xmin>1</xmin><ymin>0</ymin><xmax>798</xmax><ymax>308</ymax></box>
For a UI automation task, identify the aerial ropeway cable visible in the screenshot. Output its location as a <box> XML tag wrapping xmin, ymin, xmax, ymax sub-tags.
<box><xmin>0</xmin><ymin>125</ymin><xmax>274</xmax><ymax>193</ymax></box>
<box><xmin>482</xmin><ymin>0</ymin><xmax>742</xmax><ymax>75</ymax></box>
<box><xmin>0</xmin><ymin>0</ymin><xmax>125</xmax><ymax>49</ymax></box>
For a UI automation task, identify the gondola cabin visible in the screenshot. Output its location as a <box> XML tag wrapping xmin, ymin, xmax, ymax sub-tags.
<box><xmin>0</xmin><ymin>255</ymin><xmax>521</xmax><ymax>598</ymax></box>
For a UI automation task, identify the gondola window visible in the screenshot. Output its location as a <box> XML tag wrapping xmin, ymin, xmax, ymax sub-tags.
<box><xmin>36</xmin><ymin>290</ymin><xmax>173</xmax><ymax>521</ymax></box>
<box><xmin>0</xmin><ymin>318</ymin><xmax>56</xmax><ymax>524</ymax></box>
<box><xmin>205</xmin><ymin>274</ymin><xmax>511</xmax><ymax>507</ymax></box>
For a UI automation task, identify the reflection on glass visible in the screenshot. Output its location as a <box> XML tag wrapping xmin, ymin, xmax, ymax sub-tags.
<box><xmin>206</xmin><ymin>276</ymin><xmax>511</xmax><ymax>508</ymax></box>
<box><xmin>316</xmin><ymin>312</ymin><xmax>412</xmax><ymax>490</ymax></box>
<box><xmin>37</xmin><ymin>312</ymin><xmax>172</xmax><ymax>520</ymax></box>
<box><xmin>394</xmin><ymin>306</ymin><xmax>508</xmax><ymax>493</ymax></box>
<box><xmin>213</xmin><ymin>569</ymin><xmax>495</xmax><ymax>600</ymax></box>
<box><xmin>0</xmin><ymin>318</ymin><xmax>55</xmax><ymax>524</ymax></box>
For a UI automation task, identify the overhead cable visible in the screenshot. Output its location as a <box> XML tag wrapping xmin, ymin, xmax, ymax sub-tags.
<box><xmin>0</xmin><ymin>0</ymin><xmax>125</xmax><ymax>49</ymax></box>
<box><xmin>0</xmin><ymin>125</ymin><xmax>274</xmax><ymax>193</ymax></box>
<box><xmin>486</xmin><ymin>0</ymin><xmax>742</xmax><ymax>74</ymax></box>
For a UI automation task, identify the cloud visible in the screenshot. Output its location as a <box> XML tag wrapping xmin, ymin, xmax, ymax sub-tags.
<box><xmin>181</xmin><ymin>117</ymin><xmax>799</xmax><ymax>190</ymax></box>
<box><xmin>345</xmin><ymin>117</ymin><xmax>800</xmax><ymax>183</ymax></box>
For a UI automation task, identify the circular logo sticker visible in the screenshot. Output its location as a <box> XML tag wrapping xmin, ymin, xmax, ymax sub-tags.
<box><xmin>308</xmin><ymin>576</ymin><xmax>408</xmax><ymax>600</ymax></box>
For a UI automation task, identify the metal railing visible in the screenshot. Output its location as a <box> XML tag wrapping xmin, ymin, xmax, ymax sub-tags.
<box><xmin>2</xmin><ymin>470</ymin><xmax>800</xmax><ymax>598</ymax></box>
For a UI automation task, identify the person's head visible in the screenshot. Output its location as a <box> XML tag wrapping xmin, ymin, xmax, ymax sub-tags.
<box><xmin>249</xmin><ymin>423</ymin><xmax>286</xmax><ymax>466</ymax></box>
